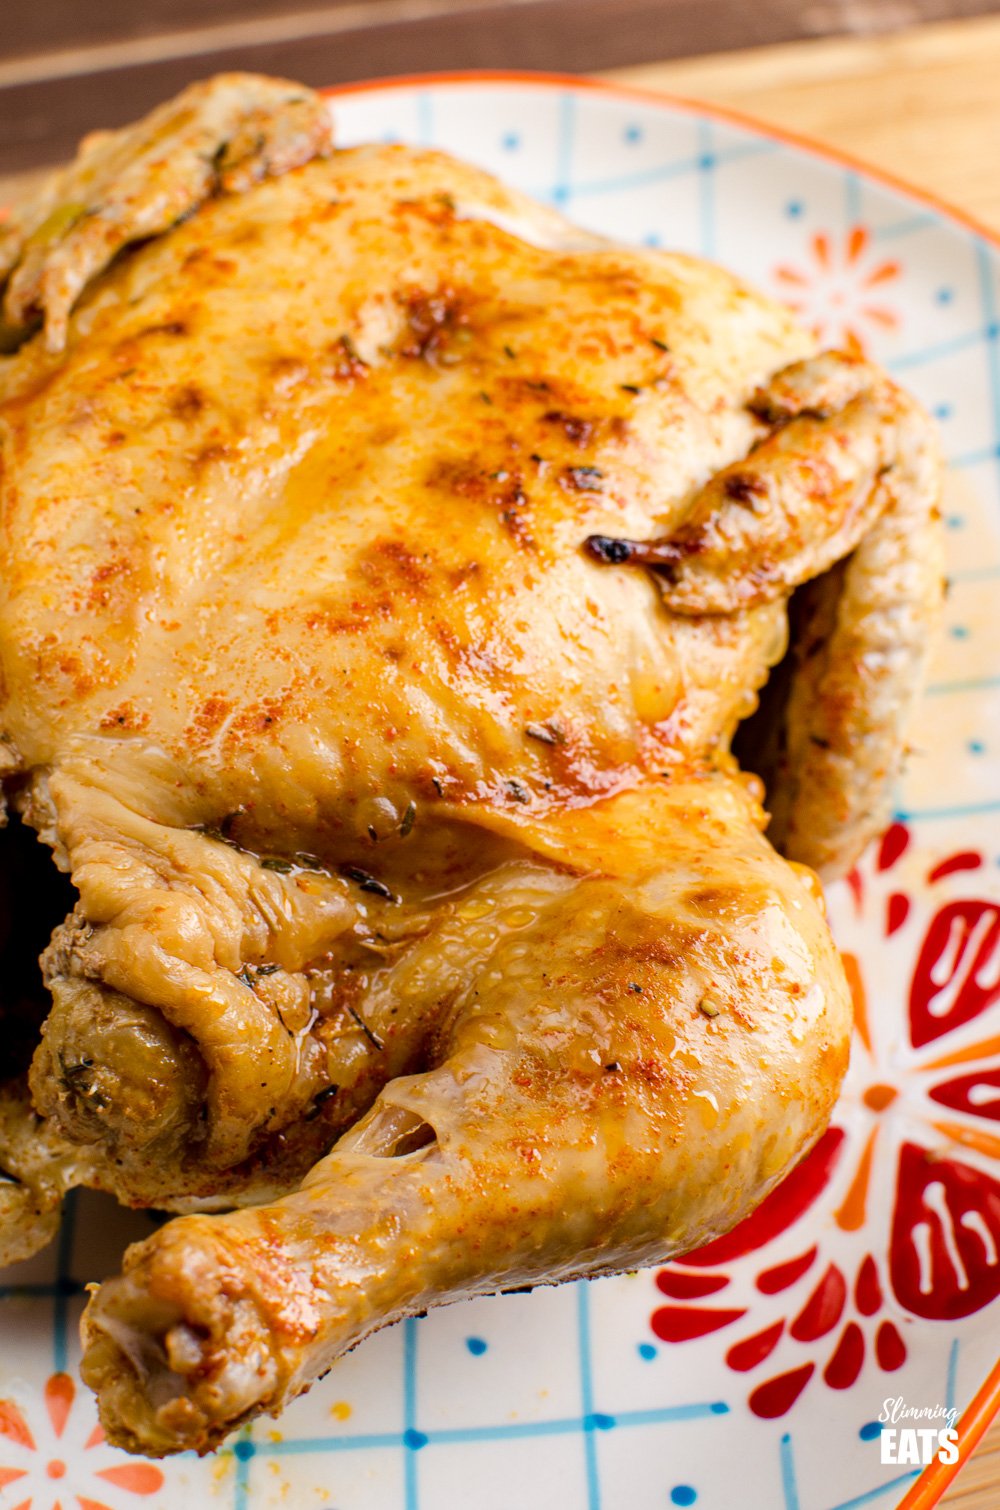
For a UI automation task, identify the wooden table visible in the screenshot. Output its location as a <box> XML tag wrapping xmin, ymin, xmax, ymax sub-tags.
<box><xmin>1</xmin><ymin>12</ymin><xmax>998</xmax><ymax>1507</ymax></box>
<box><xmin>3</xmin><ymin>14</ymin><xmax>999</xmax><ymax>230</ymax></box>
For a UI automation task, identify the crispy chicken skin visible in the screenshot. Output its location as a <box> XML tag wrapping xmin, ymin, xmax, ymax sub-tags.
<box><xmin>0</xmin><ymin>75</ymin><xmax>942</xmax><ymax>1453</ymax></box>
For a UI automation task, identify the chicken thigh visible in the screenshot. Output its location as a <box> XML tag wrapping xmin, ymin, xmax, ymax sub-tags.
<box><xmin>0</xmin><ymin>75</ymin><xmax>942</xmax><ymax>1453</ymax></box>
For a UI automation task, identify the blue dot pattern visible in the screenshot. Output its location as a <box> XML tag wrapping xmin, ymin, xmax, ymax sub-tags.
<box><xmin>671</xmin><ymin>1487</ymin><xmax>698</xmax><ymax>1506</ymax></box>
<box><xmin>466</xmin><ymin>1336</ymin><xmax>488</xmax><ymax>1355</ymax></box>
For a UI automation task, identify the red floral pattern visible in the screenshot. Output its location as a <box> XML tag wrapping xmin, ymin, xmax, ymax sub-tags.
<box><xmin>773</xmin><ymin>225</ymin><xmax>900</xmax><ymax>356</ymax></box>
<box><xmin>0</xmin><ymin>1372</ymin><xmax>163</xmax><ymax>1510</ymax></box>
<box><xmin>890</xmin><ymin>1144</ymin><xmax>1000</xmax><ymax>1321</ymax></box>
<box><xmin>650</xmin><ymin>824</ymin><xmax>1000</xmax><ymax>1418</ymax></box>
<box><xmin>909</xmin><ymin>899</ymin><xmax>1000</xmax><ymax>1048</ymax></box>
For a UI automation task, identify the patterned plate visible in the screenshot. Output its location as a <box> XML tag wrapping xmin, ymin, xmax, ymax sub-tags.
<box><xmin>2</xmin><ymin>73</ymin><xmax>999</xmax><ymax>1510</ymax></box>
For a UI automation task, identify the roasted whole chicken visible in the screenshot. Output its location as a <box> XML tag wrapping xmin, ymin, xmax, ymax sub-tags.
<box><xmin>0</xmin><ymin>76</ymin><xmax>943</xmax><ymax>1456</ymax></box>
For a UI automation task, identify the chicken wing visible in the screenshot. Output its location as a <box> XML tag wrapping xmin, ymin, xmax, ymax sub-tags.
<box><xmin>587</xmin><ymin>350</ymin><xmax>944</xmax><ymax>875</ymax></box>
<box><xmin>0</xmin><ymin>1075</ymin><xmax>94</xmax><ymax>1267</ymax></box>
<box><xmin>0</xmin><ymin>73</ymin><xmax>334</xmax><ymax>353</ymax></box>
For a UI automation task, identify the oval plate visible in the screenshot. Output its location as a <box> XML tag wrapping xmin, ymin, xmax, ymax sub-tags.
<box><xmin>2</xmin><ymin>72</ymin><xmax>999</xmax><ymax>1510</ymax></box>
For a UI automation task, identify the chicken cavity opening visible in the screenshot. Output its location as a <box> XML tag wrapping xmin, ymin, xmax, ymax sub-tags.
<box><xmin>0</xmin><ymin>803</ymin><xmax>78</xmax><ymax>1083</ymax></box>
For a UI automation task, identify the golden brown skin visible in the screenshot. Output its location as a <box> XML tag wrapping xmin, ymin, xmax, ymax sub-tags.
<box><xmin>80</xmin><ymin>779</ymin><xmax>850</xmax><ymax>1456</ymax></box>
<box><xmin>0</xmin><ymin>94</ymin><xmax>816</xmax><ymax>1203</ymax></box>
<box><xmin>0</xmin><ymin>74</ymin><xmax>335</xmax><ymax>352</ymax></box>
<box><xmin>749</xmin><ymin>363</ymin><xmax>945</xmax><ymax>871</ymax></box>
<box><xmin>0</xmin><ymin>75</ymin><xmax>941</xmax><ymax>1453</ymax></box>
<box><xmin>587</xmin><ymin>350</ymin><xmax>945</xmax><ymax>874</ymax></box>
